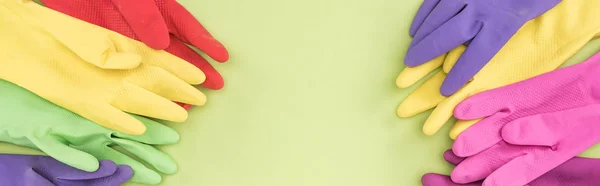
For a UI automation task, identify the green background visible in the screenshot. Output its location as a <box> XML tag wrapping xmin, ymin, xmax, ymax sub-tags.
<box><xmin>6</xmin><ymin>0</ymin><xmax>600</xmax><ymax>185</ymax></box>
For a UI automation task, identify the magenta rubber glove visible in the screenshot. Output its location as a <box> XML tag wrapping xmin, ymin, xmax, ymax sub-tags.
<box><xmin>0</xmin><ymin>154</ymin><xmax>132</xmax><ymax>186</ymax></box>
<box><xmin>450</xmin><ymin>52</ymin><xmax>600</xmax><ymax>185</ymax></box>
<box><xmin>422</xmin><ymin>150</ymin><xmax>600</xmax><ymax>186</ymax></box>
<box><xmin>406</xmin><ymin>0</ymin><xmax>561</xmax><ymax>96</ymax></box>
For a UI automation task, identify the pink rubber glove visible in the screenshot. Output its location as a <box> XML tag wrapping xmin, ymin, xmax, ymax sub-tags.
<box><xmin>422</xmin><ymin>150</ymin><xmax>600</xmax><ymax>186</ymax></box>
<box><xmin>449</xmin><ymin>52</ymin><xmax>600</xmax><ymax>186</ymax></box>
<box><xmin>41</xmin><ymin>0</ymin><xmax>229</xmax><ymax>93</ymax></box>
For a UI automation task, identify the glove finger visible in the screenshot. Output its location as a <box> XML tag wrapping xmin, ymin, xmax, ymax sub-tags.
<box><xmin>29</xmin><ymin>135</ymin><xmax>99</xmax><ymax>172</ymax></box>
<box><xmin>481</xmin><ymin>136</ymin><xmax>595</xmax><ymax>186</ymax></box>
<box><xmin>422</xmin><ymin>83</ymin><xmax>474</xmax><ymax>135</ymax></box>
<box><xmin>112</xmin><ymin>33</ymin><xmax>206</xmax><ymax>85</ymax></box>
<box><xmin>481</xmin><ymin>154</ymin><xmax>557</xmax><ymax>186</ymax></box>
<box><xmin>18</xmin><ymin>155</ymin><xmax>116</xmax><ymax>184</ymax></box>
<box><xmin>442</xmin><ymin>45</ymin><xmax>466</xmax><ymax>74</ymax></box>
<box><xmin>76</xmin><ymin>102</ymin><xmax>147</xmax><ymax>135</ymax></box>
<box><xmin>397</xmin><ymin>71</ymin><xmax>446</xmax><ymax>117</ymax></box>
<box><xmin>167</xmin><ymin>37</ymin><xmax>224</xmax><ymax>90</ymax></box>
<box><xmin>452</xmin><ymin>112</ymin><xmax>509</xmax><ymax>157</ymax></box>
<box><xmin>422</xmin><ymin>173</ymin><xmax>475</xmax><ymax>186</ymax></box>
<box><xmin>111</xmin><ymin>81</ymin><xmax>189</xmax><ymax>123</ymax></box>
<box><xmin>441</xmin><ymin>26</ymin><xmax>520</xmax><ymax>96</ymax></box>
<box><xmin>409</xmin><ymin>0</ymin><xmax>442</xmax><ymax>36</ymax></box>
<box><xmin>177</xmin><ymin>102</ymin><xmax>194</xmax><ymax>110</ymax></box>
<box><xmin>113</xmin><ymin>138</ymin><xmax>178</xmax><ymax>175</ymax></box>
<box><xmin>443</xmin><ymin>149</ymin><xmax>465</xmax><ymax>166</ymax></box>
<box><xmin>397</xmin><ymin>54</ymin><xmax>445</xmax><ymax>88</ymax></box>
<box><xmin>110</xmin><ymin>0</ymin><xmax>170</xmax><ymax>49</ymax></box>
<box><xmin>165</xmin><ymin>0</ymin><xmax>229</xmax><ymax>62</ymax></box>
<box><xmin>453</xmin><ymin>91</ymin><xmax>516</xmax><ymax>121</ymax></box>
<box><xmin>114</xmin><ymin>115</ymin><xmax>180</xmax><ymax>145</ymax></box>
<box><xmin>449</xmin><ymin>119</ymin><xmax>479</xmax><ymax>140</ymax></box>
<box><xmin>405</xmin><ymin>7</ymin><xmax>480</xmax><ymax>67</ymax></box>
<box><xmin>501</xmin><ymin>105</ymin><xmax>600</xmax><ymax>146</ymax></box>
<box><xmin>451</xmin><ymin>141</ymin><xmax>532</xmax><ymax>184</ymax></box>
<box><xmin>53</xmin><ymin>160</ymin><xmax>118</xmax><ymax>181</ymax></box>
<box><xmin>125</xmin><ymin>66</ymin><xmax>207</xmax><ymax>106</ymax></box>
<box><xmin>409</xmin><ymin>0</ymin><xmax>466</xmax><ymax>46</ymax></box>
<box><xmin>79</xmin><ymin>145</ymin><xmax>162</xmax><ymax>185</ymax></box>
<box><xmin>79</xmin><ymin>164</ymin><xmax>134</xmax><ymax>186</ymax></box>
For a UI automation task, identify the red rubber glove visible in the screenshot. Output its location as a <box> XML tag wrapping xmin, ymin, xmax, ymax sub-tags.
<box><xmin>41</xmin><ymin>0</ymin><xmax>229</xmax><ymax>109</ymax></box>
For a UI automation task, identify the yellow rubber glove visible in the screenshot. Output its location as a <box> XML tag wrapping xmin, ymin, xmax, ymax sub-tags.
<box><xmin>397</xmin><ymin>0</ymin><xmax>600</xmax><ymax>139</ymax></box>
<box><xmin>0</xmin><ymin>0</ymin><xmax>207</xmax><ymax>135</ymax></box>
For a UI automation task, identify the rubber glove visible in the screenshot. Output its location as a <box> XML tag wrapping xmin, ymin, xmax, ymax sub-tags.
<box><xmin>397</xmin><ymin>0</ymin><xmax>472</xmax><ymax>89</ymax></box>
<box><xmin>0</xmin><ymin>79</ymin><xmax>180</xmax><ymax>184</ymax></box>
<box><xmin>404</xmin><ymin>0</ymin><xmax>561</xmax><ymax>96</ymax></box>
<box><xmin>397</xmin><ymin>0</ymin><xmax>600</xmax><ymax>138</ymax></box>
<box><xmin>0</xmin><ymin>0</ymin><xmax>206</xmax><ymax>135</ymax></box>
<box><xmin>422</xmin><ymin>150</ymin><xmax>600</xmax><ymax>186</ymax></box>
<box><xmin>449</xmin><ymin>52</ymin><xmax>600</xmax><ymax>185</ymax></box>
<box><xmin>0</xmin><ymin>155</ymin><xmax>132</xmax><ymax>186</ymax></box>
<box><xmin>453</xmin><ymin>51</ymin><xmax>600</xmax><ymax>154</ymax></box>
<box><xmin>41</xmin><ymin>0</ymin><xmax>230</xmax><ymax>92</ymax></box>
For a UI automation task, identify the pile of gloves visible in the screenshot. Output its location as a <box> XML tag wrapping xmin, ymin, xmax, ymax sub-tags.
<box><xmin>6</xmin><ymin>0</ymin><xmax>600</xmax><ymax>185</ymax></box>
<box><xmin>396</xmin><ymin>0</ymin><xmax>600</xmax><ymax>185</ymax></box>
<box><xmin>0</xmin><ymin>0</ymin><xmax>228</xmax><ymax>185</ymax></box>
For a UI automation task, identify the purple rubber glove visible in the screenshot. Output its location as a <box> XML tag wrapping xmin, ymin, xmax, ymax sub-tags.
<box><xmin>422</xmin><ymin>150</ymin><xmax>600</xmax><ymax>186</ymax></box>
<box><xmin>405</xmin><ymin>0</ymin><xmax>561</xmax><ymax>96</ymax></box>
<box><xmin>1</xmin><ymin>154</ymin><xmax>132</xmax><ymax>186</ymax></box>
<box><xmin>449</xmin><ymin>52</ymin><xmax>600</xmax><ymax>186</ymax></box>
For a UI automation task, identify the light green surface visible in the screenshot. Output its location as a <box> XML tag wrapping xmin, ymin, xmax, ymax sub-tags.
<box><xmin>4</xmin><ymin>0</ymin><xmax>600</xmax><ymax>185</ymax></box>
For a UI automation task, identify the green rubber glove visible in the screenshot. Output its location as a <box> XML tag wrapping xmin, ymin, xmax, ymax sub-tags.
<box><xmin>0</xmin><ymin>79</ymin><xmax>179</xmax><ymax>185</ymax></box>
